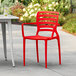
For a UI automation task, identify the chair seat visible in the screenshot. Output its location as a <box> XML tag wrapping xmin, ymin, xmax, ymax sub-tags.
<box><xmin>24</xmin><ymin>35</ymin><xmax>51</xmax><ymax>40</ymax></box>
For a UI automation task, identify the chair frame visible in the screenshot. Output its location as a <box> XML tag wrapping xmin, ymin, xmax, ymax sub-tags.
<box><xmin>22</xmin><ymin>11</ymin><xmax>61</xmax><ymax>68</ymax></box>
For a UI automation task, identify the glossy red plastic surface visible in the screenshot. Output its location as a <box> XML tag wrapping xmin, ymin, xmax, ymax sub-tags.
<box><xmin>22</xmin><ymin>11</ymin><xmax>61</xmax><ymax>68</ymax></box>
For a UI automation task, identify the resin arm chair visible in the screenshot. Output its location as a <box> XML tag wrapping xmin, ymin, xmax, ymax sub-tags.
<box><xmin>22</xmin><ymin>11</ymin><xmax>61</xmax><ymax>68</ymax></box>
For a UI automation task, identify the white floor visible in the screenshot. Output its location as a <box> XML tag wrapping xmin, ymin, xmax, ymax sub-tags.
<box><xmin>0</xmin><ymin>24</ymin><xmax>76</xmax><ymax>76</ymax></box>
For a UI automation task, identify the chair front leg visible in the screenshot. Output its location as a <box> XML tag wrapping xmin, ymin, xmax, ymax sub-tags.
<box><xmin>36</xmin><ymin>40</ymin><xmax>39</xmax><ymax>63</ymax></box>
<box><xmin>45</xmin><ymin>40</ymin><xmax>47</xmax><ymax>68</ymax></box>
<box><xmin>23</xmin><ymin>38</ymin><xmax>26</xmax><ymax>66</ymax></box>
<box><xmin>57</xmin><ymin>37</ymin><xmax>61</xmax><ymax>65</ymax></box>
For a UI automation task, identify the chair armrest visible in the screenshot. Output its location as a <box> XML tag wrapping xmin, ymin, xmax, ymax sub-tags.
<box><xmin>22</xmin><ymin>22</ymin><xmax>37</xmax><ymax>25</ymax></box>
<box><xmin>57</xmin><ymin>23</ymin><xmax>60</xmax><ymax>26</ymax></box>
<box><xmin>22</xmin><ymin>22</ymin><xmax>37</xmax><ymax>37</ymax></box>
<box><xmin>51</xmin><ymin>23</ymin><xmax>59</xmax><ymax>38</ymax></box>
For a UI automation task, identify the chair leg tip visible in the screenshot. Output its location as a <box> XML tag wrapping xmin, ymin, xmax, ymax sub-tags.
<box><xmin>5</xmin><ymin>58</ymin><xmax>7</xmax><ymax>61</ymax></box>
<box><xmin>45</xmin><ymin>64</ymin><xmax>47</xmax><ymax>68</ymax></box>
<box><xmin>13</xmin><ymin>64</ymin><xmax>15</xmax><ymax>67</ymax></box>
<box><xmin>45</xmin><ymin>66</ymin><xmax>47</xmax><ymax>68</ymax></box>
<box><xmin>37</xmin><ymin>60</ymin><xmax>39</xmax><ymax>63</ymax></box>
<box><xmin>23</xmin><ymin>64</ymin><xmax>25</xmax><ymax>66</ymax></box>
<box><xmin>59</xmin><ymin>62</ymin><xmax>61</xmax><ymax>65</ymax></box>
<box><xmin>23</xmin><ymin>63</ymin><xmax>25</xmax><ymax>66</ymax></box>
<box><xmin>13</xmin><ymin>66</ymin><xmax>15</xmax><ymax>67</ymax></box>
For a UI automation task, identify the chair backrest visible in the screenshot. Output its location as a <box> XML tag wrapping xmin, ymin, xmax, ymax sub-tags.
<box><xmin>36</xmin><ymin>11</ymin><xmax>59</xmax><ymax>36</ymax></box>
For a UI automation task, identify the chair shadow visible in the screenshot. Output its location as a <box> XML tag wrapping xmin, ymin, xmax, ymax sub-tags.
<box><xmin>0</xmin><ymin>59</ymin><xmax>44</xmax><ymax>70</ymax></box>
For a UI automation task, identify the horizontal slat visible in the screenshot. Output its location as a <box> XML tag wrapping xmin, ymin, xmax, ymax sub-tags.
<box><xmin>39</xmin><ymin>29</ymin><xmax>53</xmax><ymax>31</ymax></box>
<box><xmin>38</xmin><ymin>22</ymin><xmax>56</xmax><ymax>25</ymax></box>
<box><xmin>38</xmin><ymin>15</ymin><xmax>58</xmax><ymax>18</ymax></box>
<box><xmin>38</xmin><ymin>18</ymin><xmax>57</xmax><ymax>21</ymax></box>
<box><xmin>38</xmin><ymin>11</ymin><xmax>59</xmax><ymax>15</ymax></box>
<box><xmin>39</xmin><ymin>25</ymin><xmax>54</xmax><ymax>28</ymax></box>
<box><xmin>39</xmin><ymin>11</ymin><xmax>59</xmax><ymax>14</ymax></box>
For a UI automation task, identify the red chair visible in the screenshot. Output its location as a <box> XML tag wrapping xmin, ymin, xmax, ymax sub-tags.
<box><xmin>22</xmin><ymin>11</ymin><xmax>61</xmax><ymax>68</ymax></box>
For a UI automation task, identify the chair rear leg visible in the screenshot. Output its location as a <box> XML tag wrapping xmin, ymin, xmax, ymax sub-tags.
<box><xmin>57</xmin><ymin>37</ymin><xmax>61</xmax><ymax>65</ymax></box>
<box><xmin>23</xmin><ymin>38</ymin><xmax>25</xmax><ymax>66</ymax></box>
<box><xmin>45</xmin><ymin>40</ymin><xmax>47</xmax><ymax>68</ymax></box>
<box><xmin>36</xmin><ymin>40</ymin><xmax>39</xmax><ymax>63</ymax></box>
